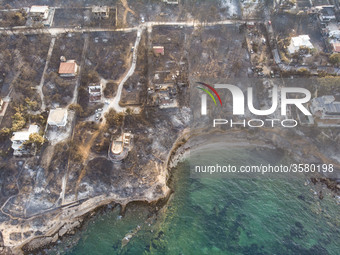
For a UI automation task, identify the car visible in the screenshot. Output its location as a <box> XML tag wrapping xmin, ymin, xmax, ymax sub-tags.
<box><xmin>97</xmin><ymin>108</ymin><xmax>103</xmax><ymax>112</ymax></box>
<box><xmin>141</xmin><ymin>17</ymin><xmax>145</xmax><ymax>23</ymax></box>
<box><xmin>250</xmin><ymin>49</ymin><xmax>254</xmax><ymax>54</ymax></box>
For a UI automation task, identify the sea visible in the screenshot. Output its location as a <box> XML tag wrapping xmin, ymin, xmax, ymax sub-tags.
<box><xmin>46</xmin><ymin>146</ymin><xmax>340</xmax><ymax>255</ymax></box>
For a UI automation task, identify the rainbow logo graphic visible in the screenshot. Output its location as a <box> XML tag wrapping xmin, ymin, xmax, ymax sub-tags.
<box><xmin>196</xmin><ymin>82</ymin><xmax>223</xmax><ymax>108</ymax></box>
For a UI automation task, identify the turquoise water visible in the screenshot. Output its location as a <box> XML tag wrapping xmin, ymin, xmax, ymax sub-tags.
<box><xmin>48</xmin><ymin>147</ymin><xmax>340</xmax><ymax>255</ymax></box>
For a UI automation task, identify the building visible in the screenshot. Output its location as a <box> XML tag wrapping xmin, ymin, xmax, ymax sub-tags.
<box><xmin>162</xmin><ymin>0</ymin><xmax>179</xmax><ymax>4</ymax></box>
<box><xmin>325</xmin><ymin>23</ymin><xmax>340</xmax><ymax>39</ymax></box>
<box><xmin>317</xmin><ymin>5</ymin><xmax>336</xmax><ymax>22</ymax></box>
<box><xmin>153</xmin><ymin>46</ymin><xmax>164</xmax><ymax>56</ymax></box>
<box><xmin>11</xmin><ymin>125</ymin><xmax>40</xmax><ymax>156</ymax></box>
<box><xmin>311</xmin><ymin>96</ymin><xmax>340</xmax><ymax>118</ymax></box>
<box><xmin>47</xmin><ymin>108</ymin><xmax>68</xmax><ymax>127</ymax></box>
<box><xmin>332</xmin><ymin>42</ymin><xmax>340</xmax><ymax>53</ymax></box>
<box><xmin>58</xmin><ymin>60</ymin><xmax>79</xmax><ymax>77</ymax></box>
<box><xmin>246</xmin><ymin>21</ymin><xmax>255</xmax><ymax>29</ymax></box>
<box><xmin>92</xmin><ymin>6</ymin><xmax>110</xmax><ymax>19</ymax></box>
<box><xmin>310</xmin><ymin>95</ymin><xmax>340</xmax><ymax>126</ymax></box>
<box><xmin>88</xmin><ymin>84</ymin><xmax>102</xmax><ymax>102</ymax></box>
<box><xmin>109</xmin><ymin>133</ymin><xmax>133</xmax><ymax>161</ymax></box>
<box><xmin>287</xmin><ymin>35</ymin><xmax>314</xmax><ymax>54</ymax></box>
<box><xmin>0</xmin><ymin>98</ymin><xmax>3</xmax><ymax>112</ymax></box>
<box><xmin>29</xmin><ymin>5</ymin><xmax>49</xmax><ymax>20</ymax></box>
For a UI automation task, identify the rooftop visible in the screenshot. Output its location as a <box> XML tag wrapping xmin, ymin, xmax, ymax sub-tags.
<box><xmin>111</xmin><ymin>140</ymin><xmax>123</xmax><ymax>155</ymax></box>
<box><xmin>11</xmin><ymin>125</ymin><xmax>40</xmax><ymax>142</ymax></box>
<box><xmin>92</xmin><ymin>6</ymin><xmax>110</xmax><ymax>13</ymax></box>
<box><xmin>153</xmin><ymin>46</ymin><xmax>165</xmax><ymax>55</ymax></box>
<box><xmin>312</xmin><ymin>96</ymin><xmax>340</xmax><ymax>115</ymax></box>
<box><xmin>47</xmin><ymin>108</ymin><xmax>68</xmax><ymax>127</ymax></box>
<box><xmin>58</xmin><ymin>61</ymin><xmax>77</xmax><ymax>75</ymax></box>
<box><xmin>30</xmin><ymin>5</ymin><xmax>49</xmax><ymax>13</ymax></box>
<box><xmin>288</xmin><ymin>35</ymin><xmax>314</xmax><ymax>54</ymax></box>
<box><xmin>332</xmin><ymin>42</ymin><xmax>340</xmax><ymax>53</ymax></box>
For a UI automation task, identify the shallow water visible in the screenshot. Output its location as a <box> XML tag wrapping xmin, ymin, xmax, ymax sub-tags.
<box><xmin>48</xmin><ymin>147</ymin><xmax>340</xmax><ymax>255</ymax></box>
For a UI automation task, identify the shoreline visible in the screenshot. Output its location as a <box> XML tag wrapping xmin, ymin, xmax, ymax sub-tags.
<box><xmin>4</xmin><ymin>128</ymin><xmax>340</xmax><ymax>254</ymax></box>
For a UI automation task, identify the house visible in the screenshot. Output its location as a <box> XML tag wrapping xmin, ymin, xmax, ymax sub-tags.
<box><xmin>109</xmin><ymin>133</ymin><xmax>133</xmax><ymax>161</ymax></box>
<box><xmin>162</xmin><ymin>0</ymin><xmax>179</xmax><ymax>4</ymax></box>
<box><xmin>287</xmin><ymin>35</ymin><xmax>314</xmax><ymax>54</ymax></box>
<box><xmin>88</xmin><ymin>83</ymin><xmax>102</xmax><ymax>102</ymax></box>
<box><xmin>311</xmin><ymin>96</ymin><xmax>340</xmax><ymax>119</ymax></box>
<box><xmin>310</xmin><ymin>95</ymin><xmax>340</xmax><ymax>126</ymax></box>
<box><xmin>11</xmin><ymin>125</ymin><xmax>40</xmax><ymax>156</ymax></box>
<box><xmin>246</xmin><ymin>21</ymin><xmax>255</xmax><ymax>29</ymax></box>
<box><xmin>92</xmin><ymin>6</ymin><xmax>110</xmax><ymax>19</ymax></box>
<box><xmin>29</xmin><ymin>5</ymin><xmax>49</xmax><ymax>20</ymax></box>
<box><xmin>47</xmin><ymin>108</ymin><xmax>68</xmax><ymax>127</ymax></box>
<box><xmin>58</xmin><ymin>60</ymin><xmax>79</xmax><ymax>77</ymax></box>
<box><xmin>317</xmin><ymin>5</ymin><xmax>336</xmax><ymax>22</ymax></box>
<box><xmin>153</xmin><ymin>46</ymin><xmax>164</xmax><ymax>56</ymax></box>
<box><xmin>332</xmin><ymin>42</ymin><xmax>340</xmax><ymax>53</ymax></box>
<box><xmin>325</xmin><ymin>23</ymin><xmax>340</xmax><ymax>39</ymax></box>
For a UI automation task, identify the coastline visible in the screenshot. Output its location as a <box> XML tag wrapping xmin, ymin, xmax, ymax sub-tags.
<box><xmin>4</xmin><ymin>128</ymin><xmax>340</xmax><ymax>254</ymax></box>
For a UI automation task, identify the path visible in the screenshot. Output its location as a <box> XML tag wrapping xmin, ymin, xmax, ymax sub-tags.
<box><xmin>71</xmin><ymin>33</ymin><xmax>89</xmax><ymax>105</ymax></box>
<box><xmin>104</xmin><ymin>26</ymin><xmax>143</xmax><ymax>114</ymax></box>
<box><xmin>36</xmin><ymin>37</ymin><xmax>56</xmax><ymax>112</ymax></box>
<box><xmin>120</xmin><ymin>0</ymin><xmax>137</xmax><ymax>26</ymax></box>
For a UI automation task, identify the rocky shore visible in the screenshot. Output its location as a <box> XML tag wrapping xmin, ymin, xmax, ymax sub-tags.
<box><xmin>1</xmin><ymin>126</ymin><xmax>339</xmax><ymax>254</ymax></box>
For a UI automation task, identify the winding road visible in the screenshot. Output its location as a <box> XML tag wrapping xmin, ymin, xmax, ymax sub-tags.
<box><xmin>104</xmin><ymin>26</ymin><xmax>143</xmax><ymax>114</ymax></box>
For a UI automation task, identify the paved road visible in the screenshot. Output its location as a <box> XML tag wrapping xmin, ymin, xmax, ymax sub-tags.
<box><xmin>106</xmin><ymin>26</ymin><xmax>143</xmax><ymax>114</ymax></box>
<box><xmin>0</xmin><ymin>19</ymin><xmax>260</xmax><ymax>36</ymax></box>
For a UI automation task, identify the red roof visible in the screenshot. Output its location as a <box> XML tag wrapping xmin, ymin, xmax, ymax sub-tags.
<box><xmin>58</xmin><ymin>62</ymin><xmax>77</xmax><ymax>74</ymax></box>
<box><xmin>153</xmin><ymin>46</ymin><xmax>164</xmax><ymax>54</ymax></box>
<box><xmin>333</xmin><ymin>42</ymin><xmax>340</xmax><ymax>53</ymax></box>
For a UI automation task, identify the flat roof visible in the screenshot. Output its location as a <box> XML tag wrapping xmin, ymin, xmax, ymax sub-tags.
<box><xmin>111</xmin><ymin>140</ymin><xmax>123</xmax><ymax>154</ymax></box>
<box><xmin>30</xmin><ymin>5</ymin><xmax>49</xmax><ymax>13</ymax></box>
<box><xmin>47</xmin><ymin>108</ymin><xmax>67</xmax><ymax>126</ymax></box>
<box><xmin>11</xmin><ymin>125</ymin><xmax>39</xmax><ymax>141</ymax></box>
<box><xmin>92</xmin><ymin>6</ymin><xmax>109</xmax><ymax>13</ymax></box>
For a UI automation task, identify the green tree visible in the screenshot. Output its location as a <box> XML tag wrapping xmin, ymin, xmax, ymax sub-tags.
<box><xmin>0</xmin><ymin>128</ymin><xmax>11</xmax><ymax>137</ymax></box>
<box><xmin>11</xmin><ymin>112</ymin><xmax>26</xmax><ymax>131</ymax></box>
<box><xmin>297</xmin><ymin>68</ymin><xmax>310</xmax><ymax>76</ymax></box>
<box><xmin>105</xmin><ymin>109</ymin><xmax>124</xmax><ymax>127</ymax></box>
<box><xmin>69</xmin><ymin>103</ymin><xmax>84</xmax><ymax>117</ymax></box>
<box><xmin>329</xmin><ymin>53</ymin><xmax>340</xmax><ymax>66</ymax></box>
<box><xmin>25</xmin><ymin>98</ymin><xmax>38</xmax><ymax>111</ymax></box>
<box><xmin>25</xmin><ymin>133</ymin><xmax>45</xmax><ymax>147</ymax></box>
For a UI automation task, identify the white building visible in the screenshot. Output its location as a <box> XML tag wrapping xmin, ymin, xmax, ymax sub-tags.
<box><xmin>47</xmin><ymin>108</ymin><xmax>68</xmax><ymax>127</ymax></box>
<box><xmin>30</xmin><ymin>5</ymin><xmax>49</xmax><ymax>20</ymax></box>
<box><xmin>162</xmin><ymin>0</ymin><xmax>179</xmax><ymax>4</ymax></box>
<box><xmin>11</xmin><ymin>125</ymin><xmax>40</xmax><ymax>156</ymax></box>
<box><xmin>287</xmin><ymin>35</ymin><xmax>314</xmax><ymax>54</ymax></box>
<box><xmin>109</xmin><ymin>133</ymin><xmax>133</xmax><ymax>161</ymax></box>
<box><xmin>92</xmin><ymin>6</ymin><xmax>110</xmax><ymax>19</ymax></box>
<box><xmin>0</xmin><ymin>98</ymin><xmax>3</xmax><ymax>112</ymax></box>
<box><xmin>88</xmin><ymin>84</ymin><xmax>102</xmax><ymax>102</ymax></box>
